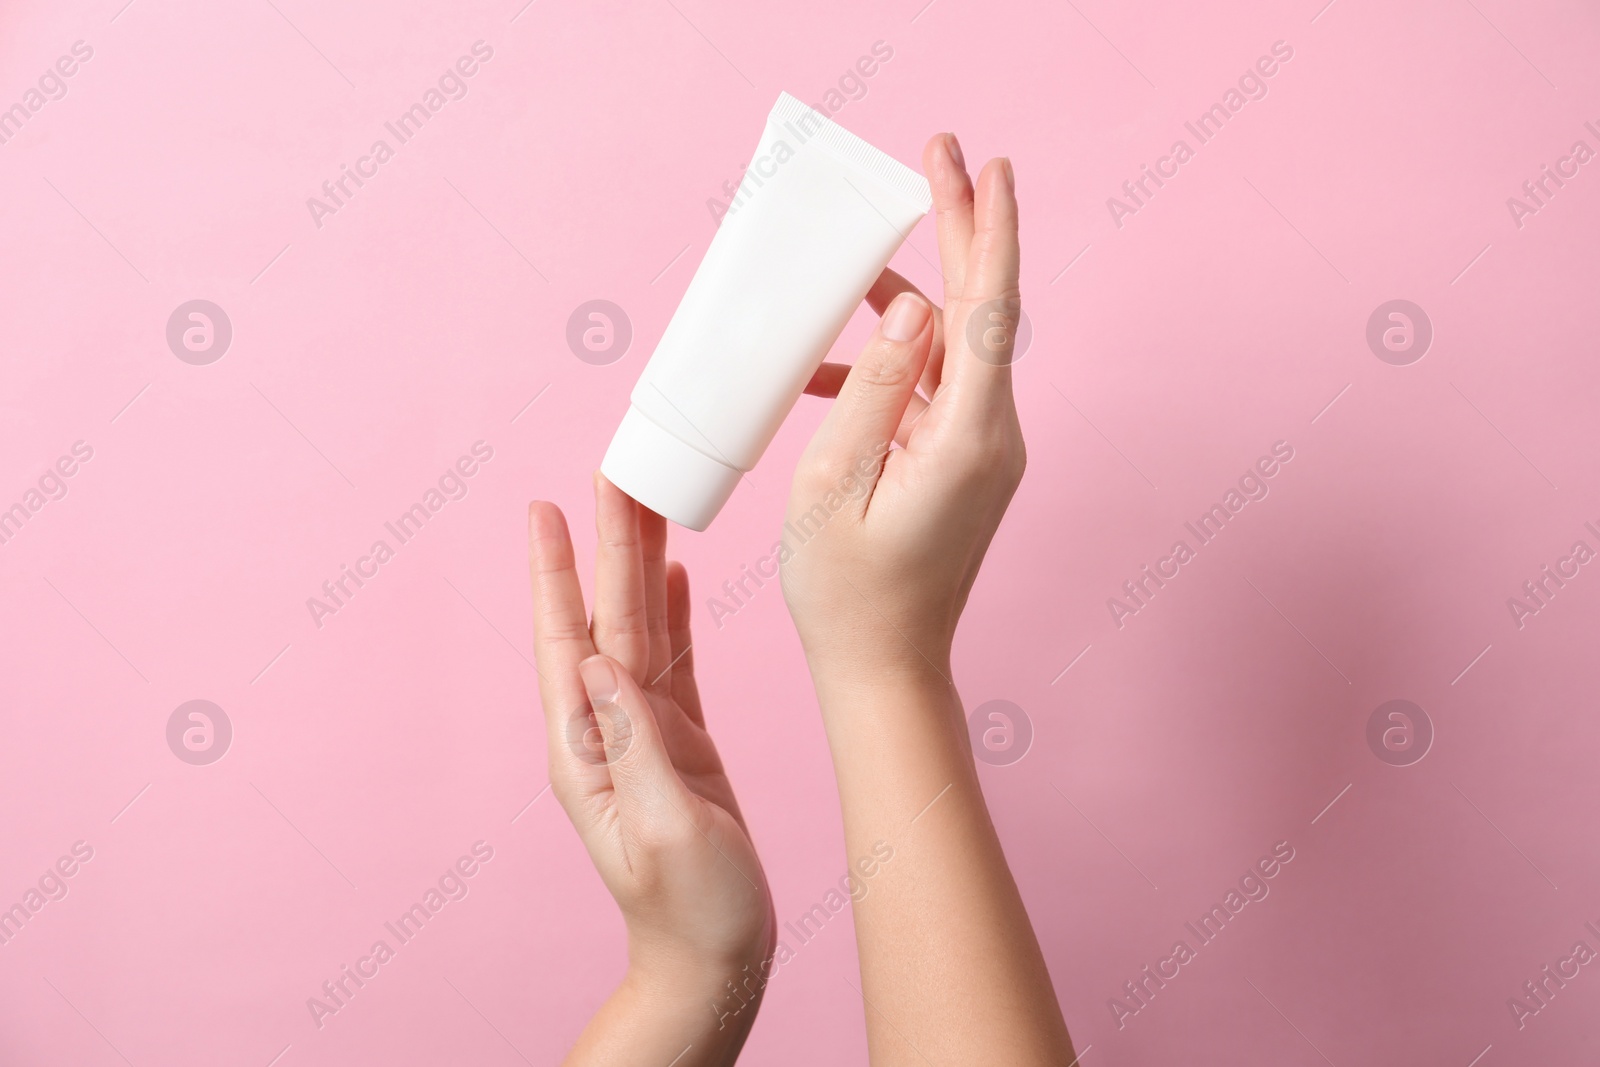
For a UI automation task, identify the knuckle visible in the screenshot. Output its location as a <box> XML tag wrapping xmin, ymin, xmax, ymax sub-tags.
<box><xmin>950</xmin><ymin>426</ymin><xmax>1026</xmax><ymax>487</ymax></box>
<box><xmin>535</xmin><ymin>605</ymin><xmax>593</xmax><ymax>644</ymax></box>
<box><xmin>548</xmin><ymin>776</ymin><xmax>580</xmax><ymax>811</ymax></box>
<box><xmin>633</xmin><ymin>809</ymin><xmax>697</xmax><ymax>858</ymax></box>
<box><xmin>594</xmin><ymin>601</ymin><xmax>650</xmax><ymax>639</ymax></box>
<box><xmin>594</xmin><ymin>700</ymin><xmax>636</xmax><ymax>753</ymax></box>
<box><xmin>812</xmin><ymin>452</ymin><xmax>870</xmax><ymax>492</ymax></box>
<box><xmin>856</xmin><ymin>346</ymin><xmax>919</xmax><ymax>389</ymax></box>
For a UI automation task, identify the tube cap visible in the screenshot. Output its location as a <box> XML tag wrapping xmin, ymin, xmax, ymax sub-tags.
<box><xmin>600</xmin><ymin>406</ymin><xmax>742</xmax><ymax>531</ymax></box>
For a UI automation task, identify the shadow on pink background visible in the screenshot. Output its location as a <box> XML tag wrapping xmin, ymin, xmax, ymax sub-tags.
<box><xmin>2</xmin><ymin>0</ymin><xmax>1598</xmax><ymax>1063</ymax></box>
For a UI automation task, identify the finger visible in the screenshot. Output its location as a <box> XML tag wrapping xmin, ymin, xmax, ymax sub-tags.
<box><xmin>578</xmin><ymin>654</ymin><xmax>695</xmax><ymax>818</ymax></box>
<box><xmin>528</xmin><ymin>502</ymin><xmax>607</xmax><ymax>797</ymax></box>
<box><xmin>665</xmin><ymin>562</ymin><xmax>705</xmax><ymax>727</ymax></box>
<box><xmin>867</xmin><ymin>266</ymin><xmax>947</xmax><ymax>397</ymax></box>
<box><xmin>805</xmin><ymin>364</ymin><xmax>932</xmax><ymax>448</ymax></box>
<box><xmin>799</xmin><ymin>291</ymin><xmax>933</xmax><ymax>501</ymax></box>
<box><xmin>948</xmin><ymin>157</ymin><xmax>1021</xmax><ymax>400</ymax></box>
<box><xmin>639</xmin><ymin>504</ymin><xmax>671</xmax><ymax>694</ymax></box>
<box><xmin>591</xmin><ymin>472</ymin><xmax>650</xmax><ymax>680</ymax></box>
<box><xmin>923</xmin><ymin>133</ymin><xmax>975</xmax><ymax>308</ymax></box>
<box><xmin>964</xmin><ymin>158</ymin><xmax>1020</xmax><ymax>302</ymax></box>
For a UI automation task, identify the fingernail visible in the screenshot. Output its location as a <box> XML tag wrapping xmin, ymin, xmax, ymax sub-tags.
<box><xmin>1001</xmin><ymin>157</ymin><xmax>1014</xmax><ymax>191</ymax></box>
<box><xmin>579</xmin><ymin>656</ymin><xmax>619</xmax><ymax>705</ymax></box>
<box><xmin>944</xmin><ymin>133</ymin><xmax>965</xmax><ymax>171</ymax></box>
<box><xmin>882</xmin><ymin>293</ymin><xmax>930</xmax><ymax>342</ymax></box>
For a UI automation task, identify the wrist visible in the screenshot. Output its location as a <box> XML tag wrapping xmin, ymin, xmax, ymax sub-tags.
<box><xmin>625</xmin><ymin>936</ymin><xmax>772</xmax><ymax>1010</ymax></box>
<box><xmin>624</xmin><ymin>958</ymin><xmax>737</xmax><ymax>1002</ymax></box>
<box><xmin>807</xmin><ymin>656</ymin><xmax>960</xmax><ymax>714</ymax></box>
<box><xmin>786</xmin><ymin>592</ymin><xmax>956</xmax><ymax>688</ymax></box>
<box><xmin>622</xmin><ymin>957</ymin><xmax>769</xmax><ymax>1044</ymax></box>
<box><xmin>572</xmin><ymin>963</ymin><xmax>761</xmax><ymax>1067</ymax></box>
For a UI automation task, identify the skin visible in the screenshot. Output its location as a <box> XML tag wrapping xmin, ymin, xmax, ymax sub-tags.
<box><xmin>530</xmin><ymin>133</ymin><xmax>1073</xmax><ymax>1064</ymax></box>
<box><xmin>783</xmin><ymin>137</ymin><xmax>1076</xmax><ymax>1064</ymax></box>
<box><xmin>529</xmin><ymin>478</ymin><xmax>775</xmax><ymax>1066</ymax></box>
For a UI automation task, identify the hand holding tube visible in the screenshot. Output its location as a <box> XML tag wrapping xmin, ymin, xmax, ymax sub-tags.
<box><xmin>782</xmin><ymin>136</ymin><xmax>1077</xmax><ymax>1065</ymax></box>
<box><xmin>783</xmin><ymin>135</ymin><xmax>1026</xmax><ymax>688</ymax></box>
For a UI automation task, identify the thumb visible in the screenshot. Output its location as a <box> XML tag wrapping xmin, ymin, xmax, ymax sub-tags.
<box><xmin>802</xmin><ymin>292</ymin><xmax>933</xmax><ymax>496</ymax></box>
<box><xmin>577</xmin><ymin>654</ymin><xmax>690</xmax><ymax>816</ymax></box>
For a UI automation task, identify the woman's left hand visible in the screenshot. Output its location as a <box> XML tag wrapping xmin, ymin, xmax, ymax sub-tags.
<box><xmin>530</xmin><ymin>474</ymin><xmax>774</xmax><ymax>1065</ymax></box>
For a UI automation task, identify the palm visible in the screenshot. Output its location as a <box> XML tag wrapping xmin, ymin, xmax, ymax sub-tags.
<box><xmin>649</xmin><ymin>691</ymin><xmax>744</xmax><ymax>823</ymax></box>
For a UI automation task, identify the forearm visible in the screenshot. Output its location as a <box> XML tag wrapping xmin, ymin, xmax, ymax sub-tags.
<box><xmin>811</xmin><ymin>664</ymin><xmax>1075</xmax><ymax>1066</ymax></box>
<box><xmin>564</xmin><ymin>962</ymin><xmax>761</xmax><ymax>1067</ymax></box>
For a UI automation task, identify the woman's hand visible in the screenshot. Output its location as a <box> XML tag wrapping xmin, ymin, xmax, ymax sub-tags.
<box><xmin>779</xmin><ymin>137</ymin><xmax>1076</xmax><ymax>1066</ymax></box>
<box><xmin>530</xmin><ymin>475</ymin><xmax>774</xmax><ymax>1065</ymax></box>
<box><xmin>783</xmin><ymin>138</ymin><xmax>1025</xmax><ymax>687</ymax></box>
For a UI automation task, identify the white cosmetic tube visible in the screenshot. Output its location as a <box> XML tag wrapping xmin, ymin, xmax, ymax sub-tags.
<box><xmin>601</xmin><ymin>91</ymin><xmax>932</xmax><ymax>530</ymax></box>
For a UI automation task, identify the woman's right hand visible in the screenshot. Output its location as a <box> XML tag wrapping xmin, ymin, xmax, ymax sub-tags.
<box><xmin>782</xmin><ymin>134</ymin><xmax>1026</xmax><ymax>687</ymax></box>
<box><xmin>777</xmin><ymin>137</ymin><xmax>1074</xmax><ymax>1067</ymax></box>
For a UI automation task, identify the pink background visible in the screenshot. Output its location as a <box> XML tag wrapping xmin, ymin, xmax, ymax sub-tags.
<box><xmin>3</xmin><ymin>0</ymin><xmax>1599</xmax><ymax>1063</ymax></box>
